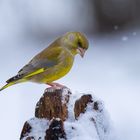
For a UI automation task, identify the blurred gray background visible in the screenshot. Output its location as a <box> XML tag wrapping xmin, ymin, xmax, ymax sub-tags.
<box><xmin>0</xmin><ymin>0</ymin><xmax>140</xmax><ymax>140</ymax></box>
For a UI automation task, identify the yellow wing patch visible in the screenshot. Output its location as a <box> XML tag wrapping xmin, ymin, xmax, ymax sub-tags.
<box><xmin>24</xmin><ymin>68</ymin><xmax>45</xmax><ymax>78</ymax></box>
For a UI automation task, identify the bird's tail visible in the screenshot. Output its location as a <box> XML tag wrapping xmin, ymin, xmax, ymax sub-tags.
<box><xmin>0</xmin><ymin>75</ymin><xmax>27</xmax><ymax>91</ymax></box>
<box><xmin>0</xmin><ymin>82</ymin><xmax>15</xmax><ymax>91</ymax></box>
<box><xmin>0</xmin><ymin>74</ymin><xmax>20</xmax><ymax>91</ymax></box>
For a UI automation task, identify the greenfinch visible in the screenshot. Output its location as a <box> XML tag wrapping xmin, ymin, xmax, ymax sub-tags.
<box><xmin>0</xmin><ymin>32</ymin><xmax>89</xmax><ymax>91</ymax></box>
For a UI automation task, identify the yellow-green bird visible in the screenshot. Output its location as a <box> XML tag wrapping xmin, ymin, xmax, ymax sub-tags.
<box><xmin>0</xmin><ymin>32</ymin><xmax>89</xmax><ymax>91</ymax></box>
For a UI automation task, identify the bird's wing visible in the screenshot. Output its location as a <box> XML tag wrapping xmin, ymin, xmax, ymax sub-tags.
<box><xmin>19</xmin><ymin>45</ymin><xmax>63</xmax><ymax>76</ymax></box>
<box><xmin>18</xmin><ymin>58</ymin><xmax>57</xmax><ymax>78</ymax></box>
<box><xmin>6</xmin><ymin>46</ymin><xmax>63</xmax><ymax>83</ymax></box>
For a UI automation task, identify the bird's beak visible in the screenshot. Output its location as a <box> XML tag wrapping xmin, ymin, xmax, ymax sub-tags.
<box><xmin>77</xmin><ymin>47</ymin><xmax>86</xmax><ymax>58</ymax></box>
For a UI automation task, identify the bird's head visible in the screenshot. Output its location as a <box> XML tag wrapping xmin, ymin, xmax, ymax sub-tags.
<box><xmin>62</xmin><ymin>32</ymin><xmax>89</xmax><ymax>58</ymax></box>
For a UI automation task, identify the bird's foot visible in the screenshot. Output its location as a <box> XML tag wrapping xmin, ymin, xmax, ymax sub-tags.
<box><xmin>45</xmin><ymin>82</ymin><xmax>67</xmax><ymax>93</ymax></box>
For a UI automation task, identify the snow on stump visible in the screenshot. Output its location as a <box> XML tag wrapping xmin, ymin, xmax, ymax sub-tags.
<box><xmin>20</xmin><ymin>88</ymin><xmax>114</xmax><ymax>140</ymax></box>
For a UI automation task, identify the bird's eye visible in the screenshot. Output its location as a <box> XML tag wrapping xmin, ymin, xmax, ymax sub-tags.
<box><xmin>77</xmin><ymin>41</ymin><xmax>82</xmax><ymax>48</ymax></box>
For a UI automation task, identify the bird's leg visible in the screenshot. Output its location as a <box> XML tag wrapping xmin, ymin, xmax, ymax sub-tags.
<box><xmin>45</xmin><ymin>82</ymin><xmax>67</xmax><ymax>92</ymax></box>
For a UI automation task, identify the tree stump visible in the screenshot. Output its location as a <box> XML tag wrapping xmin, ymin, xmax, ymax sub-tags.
<box><xmin>20</xmin><ymin>88</ymin><xmax>113</xmax><ymax>140</ymax></box>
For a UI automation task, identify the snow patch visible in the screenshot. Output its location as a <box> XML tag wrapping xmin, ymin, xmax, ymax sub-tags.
<box><xmin>61</xmin><ymin>87</ymin><xmax>71</xmax><ymax>104</ymax></box>
<box><xmin>64</xmin><ymin>93</ymin><xmax>115</xmax><ymax>140</ymax></box>
<box><xmin>22</xmin><ymin>118</ymin><xmax>49</xmax><ymax>140</ymax></box>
